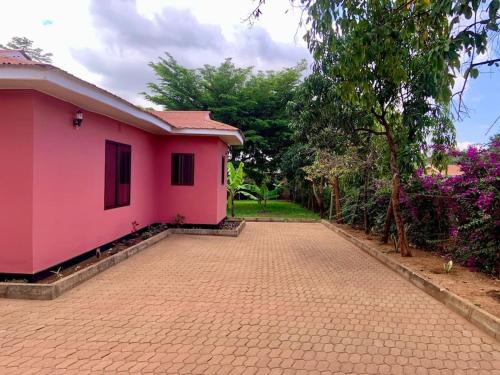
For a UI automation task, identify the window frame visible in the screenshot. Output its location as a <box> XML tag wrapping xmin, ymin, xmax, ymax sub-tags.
<box><xmin>104</xmin><ymin>140</ymin><xmax>132</xmax><ymax>210</ymax></box>
<box><xmin>171</xmin><ymin>153</ymin><xmax>195</xmax><ymax>186</ymax></box>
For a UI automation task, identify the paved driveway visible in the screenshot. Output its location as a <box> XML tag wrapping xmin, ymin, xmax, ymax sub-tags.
<box><xmin>0</xmin><ymin>222</ymin><xmax>498</xmax><ymax>374</ymax></box>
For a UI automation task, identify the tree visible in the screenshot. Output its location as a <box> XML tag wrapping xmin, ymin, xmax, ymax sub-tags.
<box><xmin>0</xmin><ymin>37</ymin><xmax>52</xmax><ymax>63</ymax></box>
<box><xmin>279</xmin><ymin>143</ymin><xmax>315</xmax><ymax>205</ymax></box>
<box><xmin>249</xmin><ymin>1</ymin><xmax>500</xmax><ymax>116</ymax></box>
<box><xmin>248</xmin><ymin>1</ymin><xmax>499</xmax><ymax>257</ymax></box>
<box><xmin>302</xmin><ymin>1</ymin><xmax>463</xmax><ymax>256</ymax></box>
<box><xmin>287</xmin><ymin>72</ymin><xmax>371</xmax><ymax>220</ymax></box>
<box><xmin>145</xmin><ymin>54</ymin><xmax>305</xmax><ymax>182</ymax></box>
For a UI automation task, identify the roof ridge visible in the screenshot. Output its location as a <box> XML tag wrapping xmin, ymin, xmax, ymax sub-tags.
<box><xmin>158</xmin><ymin>110</ymin><xmax>210</xmax><ymax>113</ymax></box>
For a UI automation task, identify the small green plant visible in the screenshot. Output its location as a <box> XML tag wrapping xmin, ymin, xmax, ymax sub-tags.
<box><xmin>443</xmin><ymin>260</ymin><xmax>453</xmax><ymax>273</ymax></box>
<box><xmin>243</xmin><ymin>179</ymin><xmax>281</xmax><ymax>212</ymax></box>
<box><xmin>391</xmin><ymin>233</ymin><xmax>399</xmax><ymax>253</ymax></box>
<box><xmin>131</xmin><ymin>220</ymin><xmax>140</xmax><ymax>234</ymax></box>
<box><xmin>96</xmin><ymin>248</ymin><xmax>101</xmax><ymax>259</ymax></box>
<box><xmin>174</xmin><ymin>214</ymin><xmax>185</xmax><ymax>227</ymax></box>
<box><xmin>50</xmin><ymin>267</ymin><xmax>63</xmax><ymax>279</ymax></box>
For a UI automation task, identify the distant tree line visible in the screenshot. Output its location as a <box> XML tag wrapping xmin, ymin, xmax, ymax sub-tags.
<box><xmin>144</xmin><ymin>54</ymin><xmax>306</xmax><ymax>183</ymax></box>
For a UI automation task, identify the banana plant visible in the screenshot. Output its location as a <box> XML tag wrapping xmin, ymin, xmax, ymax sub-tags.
<box><xmin>243</xmin><ymin>179</ymin><xmax>281</xmax><ymax>212</ymax></box>
<box><xmin>227</xmin><ymin>162</ymin><xmax>256</xmax><ymax>217</ymax></box>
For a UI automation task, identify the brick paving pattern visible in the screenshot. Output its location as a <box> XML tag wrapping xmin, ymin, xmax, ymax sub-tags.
<box><xmin>0</xmin><ymin>222</ymin><xmax>498</xmax><ymax>374</ymax></box>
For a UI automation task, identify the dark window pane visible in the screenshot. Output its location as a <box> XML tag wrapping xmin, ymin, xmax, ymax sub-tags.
<box><xmin>119</xmin><ymin>145</ymin><xmax>131</xmax><ymax>184</ymax></box>
<box><xmin>117</xmin><ymin>144</ymin><xmax>131</xmax><ymax>206</ymax></box>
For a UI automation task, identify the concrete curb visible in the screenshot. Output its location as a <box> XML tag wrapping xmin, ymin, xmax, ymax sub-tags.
<box><xmin>240</xmin><ymin>217</ymin><xmax>320</xmax><ymax>223</ymax></box>
<box><xmin>321</xmin><ymin>220</ymin><xmax>500</xmax><ymax>341</ymax></box>
<box><xmin>170</xmin><ymin>220</ymin><xmax>246</xmax><ymax>237</ymax></box>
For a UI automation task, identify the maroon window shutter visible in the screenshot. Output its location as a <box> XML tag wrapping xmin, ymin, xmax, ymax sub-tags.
<box><xmin>117</xmin><ymin>144</ymin><xmax>131</xmax><ymax>206</ymax></box>
<box><xmin>105</xmin><ymin>142</ymin><xmax>118</xmax><ymax>209</ymax></box>
<box><xmin>221</xmin><ymin>156</ymin><xmax>225</xmax><ymax>185</ymax></box>
<box><xmin>105</xmin><ymin>141</ymin><xmax>131</xmax><ymax>209</ymax></box>
<box><xmin>184</xmin><ymin>154</ymin><xmax>194</xmax><ymax>185</ymax></box>
<box><xmin>172</xmin><ymin>153</ymin><xmax>194</xmax><ymax>185</ymax></box>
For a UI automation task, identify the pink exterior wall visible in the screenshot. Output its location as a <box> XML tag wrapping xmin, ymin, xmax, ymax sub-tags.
<box><xmin>216</xmin><ymin>140</ymin><xmax>229</xmax><ymax>223</ymax></box>
<box><xmin>156</xmin><ymin>136</ymin><xmax>228</xmax><ymax>224</ymax></box>
<box><xmin>0</xmin><ymin>91</ymin><xmax>34</xmax><ymax>274</ymax></box>
<box><xmin>0</xmin><ymin>90</ymin><xmax>229</xmax><ymax>274</ymax></box>
<box><xmin>31</xmin><ymin>92</ymin><xmax>159</xmax><ymax>273</ymax></box>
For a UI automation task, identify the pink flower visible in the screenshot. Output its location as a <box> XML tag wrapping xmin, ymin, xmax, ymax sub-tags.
<box><xmin>449</xmin><ymin>227</ymin><xmax>458</xmax><ymax>238</ymax></box>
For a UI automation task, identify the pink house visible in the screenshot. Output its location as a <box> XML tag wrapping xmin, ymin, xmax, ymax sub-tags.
<box><xmin>0</xmin><ymin>50</ymin><xmax>243</xmax><ymax>275</ymax></box>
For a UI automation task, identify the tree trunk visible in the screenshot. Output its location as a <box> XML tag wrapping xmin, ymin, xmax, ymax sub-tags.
<box><xmin>381</xmin><ymin>199</ymin><xmax>393</xmax><ymax>243</ymax></box>
<box><xmin>312</xmin><ymin>177</ymin><xmax>325</xmax><ymax>218</ymax></box>
<box><xmin>334</xmin><ymin>176</ymin><xmax>342</xmax><ymax>223</ymax></box>
<box><xmin>329</xmin><ymin>187</ymin><xmax>334</xmax><ymax>221</ymax></box>
<box><xmin>385</xmin><ymin>126</ymin><xmax>411</xmax><ymax>256</ymax></box>
<box><xmin>230</xmin><ymin>192</ymin><xmax>235</xmax><ymax>217</ymax></box>
<box><xmin>351</xmin><ymin>189</ymin><xmax>361</xmax><ymax>227</ymax></box>
<box><xmin>307</xmin><ymin>186</ymin><xmax>314</xmax><ymax>211</ymax></box>
<box><xmin>363</xmin><ymin>165</ymin><xmax>370</xmax><ymax>234</ymax></box>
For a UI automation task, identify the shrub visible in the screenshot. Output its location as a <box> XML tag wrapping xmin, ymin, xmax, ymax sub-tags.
<box><xmin>407</xmin><ymin>140</ymin><xmax>499</xmax><ymax>276</ymax></box>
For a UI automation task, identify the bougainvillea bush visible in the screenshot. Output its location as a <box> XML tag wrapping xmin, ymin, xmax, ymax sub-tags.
<box><xmin>405</xmin><ymin>138</ymin><xmax>499</xmax><ymax>276</ymax></box>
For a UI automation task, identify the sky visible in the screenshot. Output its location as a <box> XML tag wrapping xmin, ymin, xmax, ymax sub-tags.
<box><xmin>0</xmin><ymin>0</ymin><xmax>498</xmax><ymax>146</ymax></box>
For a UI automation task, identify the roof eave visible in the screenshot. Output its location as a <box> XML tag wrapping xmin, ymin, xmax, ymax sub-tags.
<box><xmin>171</xmin><ymin>127</ymin><xmax>244</xmax><ymax>146</ymax></box>
<box><xmin>0</xmin><ymin>64</ymin><xmax>244</xmax><ymax>145</ymax></box>
<box><xmin>0</xmin><ymin>64</ymin><xmax>173</xmax><ymax>134</ymax></box>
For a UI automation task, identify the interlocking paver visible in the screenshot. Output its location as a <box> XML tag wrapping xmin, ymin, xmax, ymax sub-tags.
<box><xmin>0</xmin><ymin>222</ymin><xmax>498</xmax><ymax>374</ymax></box>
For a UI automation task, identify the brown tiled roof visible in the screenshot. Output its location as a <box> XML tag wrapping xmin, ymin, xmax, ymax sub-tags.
<box><xmin>446</xmin><ymin>164</ymin><xmax>462</xmax><ymax>176</ymax></box>
<box><xmin>0</xmin><ymin>50</ymin><xmax>40</xmax><ymax>65</ymax></box>
<box><xmin>0</xmin><ymin>56</ymin><xmax>41</xmax><ymax>65</ymax></box>
<box><xmin>151</xmin><ymin>111</ymin><xmax>238</xmax><ymax>131</ymax></box>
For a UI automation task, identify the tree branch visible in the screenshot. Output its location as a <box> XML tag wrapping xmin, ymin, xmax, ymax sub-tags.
<box><xmin>470</xmin><ymin>58</ymin><xmax>500</xmax><ymax>68</ymax></box>
<box><xmin>354</xmin><ymin>127</ymin><xmax>387</xmax><ymax>136</ymax></box>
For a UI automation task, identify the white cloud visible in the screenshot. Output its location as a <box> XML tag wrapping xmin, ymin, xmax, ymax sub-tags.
<box><xmin>0</xmin><ymin>0</ymin><xmax>310</xmax><ymax>106</ymax></box>
<box><xmin>456</xmin><ymin>141</ymin><xmax>473</xmax><ymax>150</ymax></box>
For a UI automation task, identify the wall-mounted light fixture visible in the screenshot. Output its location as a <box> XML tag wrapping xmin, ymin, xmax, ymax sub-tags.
<box><xmin>73</xmin><ymin>110</ymin><xmax>83</xmax><ymax>128</ymax></box>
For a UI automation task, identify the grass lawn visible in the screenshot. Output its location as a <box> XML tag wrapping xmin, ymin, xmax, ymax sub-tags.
<box><xmin>228</xmin><ymin>200</ymin><xmax>319</xmax><ymax>219</ymax></box>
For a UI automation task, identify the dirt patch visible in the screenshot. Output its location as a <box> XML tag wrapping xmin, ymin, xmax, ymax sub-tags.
<box><xmin>336</xmin><ymin>223</ymin><xmax>500</xmax><ymax>319</ymax></box>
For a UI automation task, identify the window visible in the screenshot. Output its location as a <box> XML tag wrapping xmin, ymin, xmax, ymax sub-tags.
<box><xmin>105</xmin><ymin>141</ymin><xmax>131</xmax><ymax>209</ymax></box>
<box><xmin>172</xmin><ymin>153</ymin><xmax>194</xmax><ymax>186</ymax></box>
<box><xmin>221</xmin><ymin>156</ymin><xmax>225</xmax><ymax>185</ymax></box>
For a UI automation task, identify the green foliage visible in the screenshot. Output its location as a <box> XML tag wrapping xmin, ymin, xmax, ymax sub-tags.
<box><xmin>227</xmin><ymin>162</ymin><xmax>248</xmax><ymax>217</ymax></box>
<box><xmin>243</xmin><ymin>179</ymin><xmax>281</xmax><ymax>211</ymax></box>
<box><xmin>145</xmin><ymin>53</ymin><xmax>203</xmax><ymax>109</ymax></box>
<box><xmin>443</xmin><ymin>260</ymin><xmax>454</xmax><ymax>273</ymax></box>
<box><xmin>0</xmin><ymin>36</ymin><xmax>53</xmax><ymax>63</ymax></box>
<box><xmin>145</xmin><ymin>54</ymin><xmax>306</xmax><ymax>182</ymax></box>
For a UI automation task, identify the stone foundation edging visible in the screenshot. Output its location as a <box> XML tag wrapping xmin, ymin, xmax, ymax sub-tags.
<box><xmin>241</xmin><ymin>217</ymin><xmax>320</xmax><ymax>223</ymax></box>
<box><xmin>0</xmin><ymin>221</ymin><xmax>247</xmax><ymax>300</ymax></box>
<box><xmin>321</xmin><ymin>220</ymin><xmax>500</xmax><ymax>341</ymax></box>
